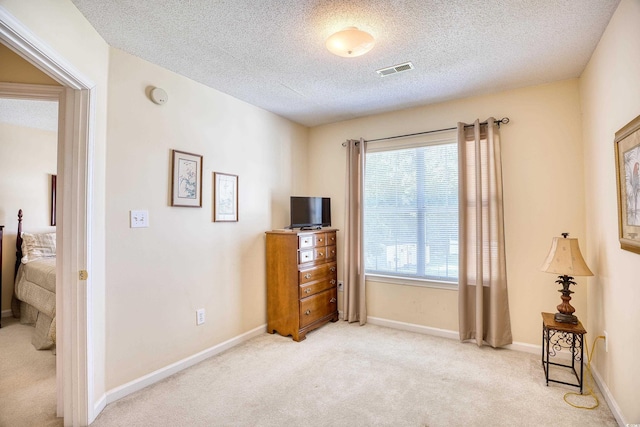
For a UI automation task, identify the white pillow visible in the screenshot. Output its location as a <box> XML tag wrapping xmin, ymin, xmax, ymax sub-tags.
<box><xmin>21</xmin><ymin>232</ymin><xmax>56</xmax><ymax>263</ymax></box>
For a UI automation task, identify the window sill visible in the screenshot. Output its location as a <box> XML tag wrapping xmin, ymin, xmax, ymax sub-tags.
<box><xmin>365</xmin><ymin>274</ymin><xmax>458</xmax><ymax>291</ymax></box>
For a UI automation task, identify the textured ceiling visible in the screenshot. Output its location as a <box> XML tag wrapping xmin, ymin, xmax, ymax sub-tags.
<box><xmin>0</xmin><ymin>99</ymin><xmax>58</xmax><ymax>132</ymax></box>
<box><xmin>64</xmin><ymin>1</ymin><xmax>618</xmax><ymax>127</ymax></box>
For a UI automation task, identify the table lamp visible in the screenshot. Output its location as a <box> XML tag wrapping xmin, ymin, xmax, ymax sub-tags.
<box><xmin>540</xmin><ymin>233</ymin><xmax>593</xmax><ymax>324</ymax></box>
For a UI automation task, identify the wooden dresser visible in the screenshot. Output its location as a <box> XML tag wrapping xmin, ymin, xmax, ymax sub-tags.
<box><xmin>266</xmin><ymin>228</ymin><xmax>338</xmax><ymax>341</ymax></box>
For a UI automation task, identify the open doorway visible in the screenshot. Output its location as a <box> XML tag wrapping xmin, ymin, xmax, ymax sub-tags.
<box><xmin>1</xmin><ymin>7</ymin><xmax>99</xmax><ymax>424</ymax></box>
<box><xmin>0</xmin><ymin>95</ymin><xmax>59</xmax><ymax>425</ymax></box>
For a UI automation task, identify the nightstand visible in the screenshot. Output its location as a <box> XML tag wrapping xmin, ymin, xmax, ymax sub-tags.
<box><xmin>541</xmin><ymin>312</ymin><xmax>586</xmax><ymax>393</ymax></box>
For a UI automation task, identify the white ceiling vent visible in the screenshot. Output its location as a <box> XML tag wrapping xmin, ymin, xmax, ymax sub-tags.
<box><xmin>376</xmin><ymin>61</ymin><xmax>414</xmax><ymax>77</ymax></box>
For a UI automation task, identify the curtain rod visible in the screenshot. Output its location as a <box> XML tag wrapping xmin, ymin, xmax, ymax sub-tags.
<box><xmin>341</xmin><ymin>117</ymin><xmax>510</xmax><ymax>146</ymax></box>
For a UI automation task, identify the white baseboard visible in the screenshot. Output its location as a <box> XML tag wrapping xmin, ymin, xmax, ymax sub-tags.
<box><xmin>505</xmin><ymin>339</ymin><xmax>574</xmax><ymax>361</ymax></box>
<box><xmin>1</xmin><ymin>309</ymin><xmax>12</xmax><ymax>318</ymax></box>
<box><xmin>367</xmin><ymin>316</ymin><xmax>459</xmax><ymax>340</ymax></box>
<box><xmin>92</xmin><ymin>395</ymin><xmax>107</xmax><ymax>424</ymax></box>
<box><xmin>367</xmin><ymin>316</ymin><xmax>574</xmax><ymax>360</ymax></box>
<box><xmin>591</xmin><ymin>365</ymin><xmax>625</xmax><ymax>426</ymax></box>
<box><xmin>503</xmin><ymin>340</ymin><xmax>539</xmax><ymax>355</ymax></box>
<box><xmin>105</xmin><ymin>324</ymin><xmax>267</xmax><ymax>405</ymax></box>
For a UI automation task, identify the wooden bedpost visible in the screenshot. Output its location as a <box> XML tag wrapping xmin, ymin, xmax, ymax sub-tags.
<box><xmin>15</xmin><ymin>209</ymin><xmax>23</xmax><ymax>278</ymax></box>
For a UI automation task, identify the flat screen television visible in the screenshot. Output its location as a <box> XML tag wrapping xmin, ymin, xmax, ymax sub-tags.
<box><xmin>321</xmin><ymin>197</ymin><xmax>331</xmax><ymax>227</ymax></box>
<box><xmin>290</xmin><ymin>196</ymin><xmax>331</xmax><ymax>229</ymax></box>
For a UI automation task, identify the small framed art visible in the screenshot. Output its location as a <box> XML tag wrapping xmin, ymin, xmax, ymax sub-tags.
<box><xmin>171</xmin><ymin>150</ymin><xmax>203</xmax><ymax>207</ymax></box>
<box><xmin>50</xmin><ymin>174</ymin><xmax>57</xmax><ymax>226</ymax></box>
<box><xmin>213</xmin><ymin>172</ymin><xmax>238</xmax><ymax>222</ymax></box>
<box><xmin>614</xmin><ymin>114</ymin><xmax>640</xmax><ymax>254</ymax></box>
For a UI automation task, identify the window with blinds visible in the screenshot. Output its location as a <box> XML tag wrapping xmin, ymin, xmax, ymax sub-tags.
<box><xmin>364</xmin><ymin>139</ymin><xmax>458</xmax><ymax>284</ymax></box>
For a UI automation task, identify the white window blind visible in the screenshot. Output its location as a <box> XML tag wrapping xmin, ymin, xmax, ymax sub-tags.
<box><xmin>364</xmin><ymin>138</ymin><xmax>458</xmax><ymax>283</ymax></box>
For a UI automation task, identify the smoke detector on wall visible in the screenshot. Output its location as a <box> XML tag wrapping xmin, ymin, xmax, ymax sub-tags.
<box><xmin>150</xmin><ymin>87</ymin><xmax>168</xmax><ymax>105</ymax></box>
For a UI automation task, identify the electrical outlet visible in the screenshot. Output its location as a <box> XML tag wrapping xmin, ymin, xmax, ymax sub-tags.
<box><xmin>338</xmin><ymin>280</ymin><xmax>344</xmax><ymax>291</ymax></box>
<box><xmin>604</xmin><ymin>330</ymin><xmax>608</xmax><ymax>352</ymax></box>
<box><xmin>130</xmin><ymin>210</ymin><xmax>149</xmax><ymax>228</ymax></box>
<box><xmin>196</xmin><ymin>308</ymin><xmax>205</xmax><ymax>325</ymax></box>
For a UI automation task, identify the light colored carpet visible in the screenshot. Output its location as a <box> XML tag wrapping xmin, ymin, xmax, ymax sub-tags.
<box><xmin>0</xmin><ymin>316</ymin><xmax>61</xmax><ymax>427</ymax></box>
<box><xmin>91</xmin><ymin>321</ymin><xmax>616</xmax><ymax>427</ymax></box>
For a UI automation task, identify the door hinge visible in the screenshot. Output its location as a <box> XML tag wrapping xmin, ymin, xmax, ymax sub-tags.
<box><xmin>79</xmin><ymin>270</ymin><xmax>88</xmax><ymax>280</ymax></box>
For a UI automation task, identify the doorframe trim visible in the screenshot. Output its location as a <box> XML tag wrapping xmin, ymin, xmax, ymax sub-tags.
<box><xmin>1</xmin><ymin>6</ymin><xmax>97</xmax><ymax>426</ymax></box>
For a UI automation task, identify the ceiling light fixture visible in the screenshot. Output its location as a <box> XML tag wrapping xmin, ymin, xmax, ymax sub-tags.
<box><xmin>326</xmin><ymin>27</ymin><xmax>375</xmax><ymax>58</ymax></box>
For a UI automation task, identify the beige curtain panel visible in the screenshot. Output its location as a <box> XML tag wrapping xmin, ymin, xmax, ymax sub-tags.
<box><xmin>458</xmin><ymin>118</ymin><xmax>512</xmax><ymax>348</ymax></box>
<box><xmin>343</xmin><ymin>138</ymin><xmax>367</xmax><ymax>325</ymax></box>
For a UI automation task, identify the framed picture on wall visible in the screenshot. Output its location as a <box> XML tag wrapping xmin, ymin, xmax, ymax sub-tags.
<box><xmin>171</xmin><ymin>150</ymin><xmax>203</xmax><ymax>207</ymax></box>
<box><xmin>213</xmin><ymin>172</ymin><xmax>238</xmax><ymax>222</ymax></box>
<box><xmin>50</xmin><ymin>174</ymin><xmax>57</xmax><ymax>226</ymax></box>
<box><xmin>614</xmin><ymin>114</ymin><xmax>640</xmax><ymax>254</ymax></box>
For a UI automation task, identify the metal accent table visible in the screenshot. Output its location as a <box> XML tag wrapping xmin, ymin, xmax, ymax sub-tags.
<box><xmin>541</xmin><ymin>312</ymin><xmax>586</xmax><ymax>393</ymax></box>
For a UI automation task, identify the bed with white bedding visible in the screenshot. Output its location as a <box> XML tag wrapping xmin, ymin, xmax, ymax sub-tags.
<box><xmin>11</xmin><ymin>209</ymin><xmax>56</xmax><ymax>350</ymax></box>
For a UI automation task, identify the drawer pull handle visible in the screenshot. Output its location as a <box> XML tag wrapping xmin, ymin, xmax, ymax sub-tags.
<box><xmin>305</xmin><ymin>309</ymin><xmax>311</xmax><ymax>315</ymax></box>
<box><xmin>318</xmin><ymin>238</ymin><xmax>323</xmax><ymax>242</ymax></box>
<box><xmin>304</xmin><ymin>273</ymin><xmax>312</xmax><ymax>279</ymax></box>
<box><xmin>330</xmin><ymin>267</ymin><xmax>336</xmax><ymax>272</ymax></box>
<box><xmin>318</xmin><ymin>252</ymin><xmax>324</xmax><ymax>257</ymax></box>
<box><xmin>330</xmin><ymin>280</ymin><xmax>336</xmax><ymax>285</ymax></box>
<box><xmin>330</xmin><ymin>298</ymin><xmax>337</xmax><ymax>303</ymax></box>
<box><xmin>305</xmin><ymin>288</ymin><xmax>311</xmax><ymax>294</ymax></box>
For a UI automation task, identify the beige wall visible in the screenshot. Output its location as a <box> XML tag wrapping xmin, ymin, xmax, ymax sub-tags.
<box><xmin>309</xmin><ymin>79</ymin><xmax>587</xmax><ymax>345</ymax></box>
<box><xmin>0</xmin><ymin>43</ymin><xmax>60</xmax><ymax>85</ymax></box>
<box><xmin>580</xmin><ymin>0</ymin><xmax>640</xmax><ymax>423</ymax></box>
<box><xmin>2</xmin><ymin>0</ymin><xmax>111</xmax><ymax>414</ymax></box>
<box><xmin>104</xmin><ymin>48</ymin><xmax>308</xmax><ymax>389</ymax></box>
<box><xmin>0</xmin><ymin>122</ymin><xmax>57</xmax><ymax>312</ymax></box>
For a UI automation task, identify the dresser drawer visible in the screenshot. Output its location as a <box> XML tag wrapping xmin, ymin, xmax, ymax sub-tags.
<box><xmin>299</xmin><ymin>279</ymin><xmax>335</xmax><ymax>299</ymax></box>
<box><xmin>314</xmin><ymin>233</ymin><xmax>327</xmax><ymax>247</ymax></box>
<box><xmin>314</xmin><ymin>247</ymin><xmax>327</xmax><ymax>261</ymax></box>
<box><xmin>298</xmin><ymin>249</ymin><xmax>314</xmax><ymax>264</ymax></box>
<box><xmin>299</xmin><ymin>234</ymin><xmax>315</xmax><ymax>249</ymax></box>
<box><xmin>326</xmin><ymin>232</ymin><xmax>336</xmax><ymax>245</ymax></box>
<box><xmin>299</xmin><ymin>288</ymin><xmax>338</xmax><ymax>328</ymax></box>
<box><xmin>326</xmin><ymin>245</ymin><xmax>336</xmax><ymax>260</ymax></box>
<box><xmin>299</xmin><ymin>276</ymin><xmax>337</xmax><ymax>298</ymax></box>
<box><xmin>299</xmin><ymin>262</ymin><xmax>337</xmax><ymax>285</ymax></box>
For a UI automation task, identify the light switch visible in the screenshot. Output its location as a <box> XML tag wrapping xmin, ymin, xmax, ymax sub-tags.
<box><xmin>130</xmin><ymin>210</ymin><xmax>149</xmax><ymax>228</ymax></box>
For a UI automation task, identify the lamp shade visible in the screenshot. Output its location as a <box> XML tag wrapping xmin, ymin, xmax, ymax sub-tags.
<box><xmin>541</xmin><ymin>236</ymin><xmax>593</xmax><ymax>276</ymax></box>
<box><xmin>326</xmin><ymin>27</ymin><xmax>375</xmax><ymax>57</ymax></box>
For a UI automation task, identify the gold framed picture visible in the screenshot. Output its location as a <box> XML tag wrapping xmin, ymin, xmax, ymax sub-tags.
<box><xmin>614</xmin><ymin>114</ymin><xmax>640</xmax><ymax>254</ymax></box>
